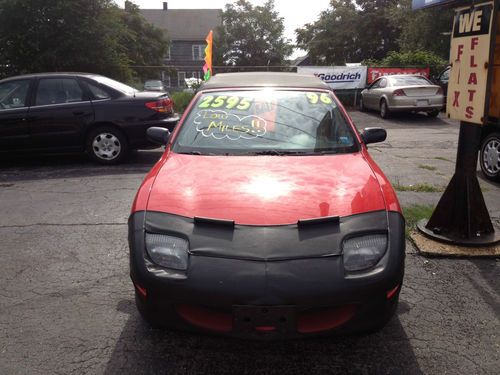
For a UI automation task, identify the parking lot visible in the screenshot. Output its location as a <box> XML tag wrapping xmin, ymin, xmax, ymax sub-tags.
<box><xmin>0</xmin><ymin>111</ymin><xmax>498</xmax><ymax>375</ymax></box>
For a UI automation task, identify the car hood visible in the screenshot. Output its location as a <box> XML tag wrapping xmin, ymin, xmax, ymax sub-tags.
<box><xmin>146</xmin><ymin>152</ymin><xmax>387</xmax><ymax>225</ymax></box>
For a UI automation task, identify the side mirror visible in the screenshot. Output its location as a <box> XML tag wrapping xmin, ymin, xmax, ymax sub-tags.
<box><xmin>147</xmin><ymin>127</ymin><xmax>171</xmax><ymax>145</ymax></box>
<box><xmin>361</xmin><ymin>127</ymin><xmax>387</xmax><ymax>145</ymax></box>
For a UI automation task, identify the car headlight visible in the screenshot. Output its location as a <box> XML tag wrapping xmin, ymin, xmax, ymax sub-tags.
<box><xmin>145</xmin><ymin>233</ymin><xmax>189</xmax><ymax>270</ymax></box>
<box><xmin>342</xmin><ymin>234</ymin><xmax>387</xmax><ymax>272</ymax></box>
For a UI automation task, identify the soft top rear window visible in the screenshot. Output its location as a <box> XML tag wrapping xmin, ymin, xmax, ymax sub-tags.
<box><xmin>172</xmin><ymin>90</ymin><xmax>359</xmax><ymax>156</ymax></box>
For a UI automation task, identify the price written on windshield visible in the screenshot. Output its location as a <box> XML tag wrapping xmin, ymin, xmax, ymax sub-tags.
<box><xmin>198</xmin><ymin>95</ymin><xmax>253</xmax><ymax>110</ymax></box>
<box><xmin>306</xmin><ymin>92</ymin><xmax>333</xmax><ymax>105</ymax></box>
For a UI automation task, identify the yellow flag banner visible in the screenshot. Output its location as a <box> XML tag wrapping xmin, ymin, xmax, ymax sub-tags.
<box><xmin>203</xmin><ymin>30</ymin><xmax>213</xmax><ymax>81</ymax></box>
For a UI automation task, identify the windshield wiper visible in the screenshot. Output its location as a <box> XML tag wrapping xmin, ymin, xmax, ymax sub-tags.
<box><xmin>250</xmin><ymin>150</ymin><xmax>309</xmax><ymax>156</ymax></box>
<box><xmin>178</xmin><ymin>151</ymin><xmax>216</xmax><ymax>156</ymax></box>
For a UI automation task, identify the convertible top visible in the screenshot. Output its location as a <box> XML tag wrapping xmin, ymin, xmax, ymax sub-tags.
<box><xmin>201</xmin><ymin>72</ymin><xmax>330</xmax><ymax>90</ymax></box>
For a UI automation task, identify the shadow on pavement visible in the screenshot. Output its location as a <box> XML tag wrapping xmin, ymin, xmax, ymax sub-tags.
<box><xmin>0</xmin><ymin>149</ymin><xmax>163</xmax><ymax>182</ymax></box>
<box><xmin>104</xmin><ymin>299</ymin><xmax>422</xmax><ymax>375</ymax></box>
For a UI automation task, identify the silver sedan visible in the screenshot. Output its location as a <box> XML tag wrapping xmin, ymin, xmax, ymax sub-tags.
<box><xmin>360</xmin><ymin>75</ymin><xmax>444</xmax><ymax>118</ymax></box>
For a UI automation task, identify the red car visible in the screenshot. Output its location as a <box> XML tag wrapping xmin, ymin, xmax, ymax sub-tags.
<box><xmin>129</xmin><ymin>72</ymin><xmax>405</xmax><ymax>339</ymax></box>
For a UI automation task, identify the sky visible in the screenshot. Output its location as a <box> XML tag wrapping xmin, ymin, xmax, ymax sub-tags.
<box><xmin>114</xmin><ymin>0</ymin><xmax>332</xmax><ymax>59</ymax></box>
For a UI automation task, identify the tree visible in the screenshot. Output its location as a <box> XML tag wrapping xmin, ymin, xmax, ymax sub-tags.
<box><xmin>0</xmin><ymin>0</ymin><xmax>169</xmax><ymax>82</ymax></box>
<box><xmin>296</xmin><ymin>0</ymin><xmax>453</xmax><ymax>65</ymax></box>
<box><xmin>296</xmin><ymin>0</ymin><xmax>400</xmax><ymax>65</ymax></box>
<box><xmin>215</xmin><ymin>0</ymin><xmax>292</xmax><ymax>66</ymax></box>
<box><xmin>388</xmin><ymin>0</ymin><xmax>453</xmax><ymax>60</ymax></box>
<box><xmin>122</xmin><ymin>1</ymin><xmax>169</xmax><ymax>81</ymax></box>
<box><xmin>296</xmin><ymin>0</ymin><xmax>359</xmax><ymax>65</ymax></box>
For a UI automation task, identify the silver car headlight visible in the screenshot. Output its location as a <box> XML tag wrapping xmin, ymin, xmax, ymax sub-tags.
<box><xmin>145</xmin><ymin>233</ymin><xmax>189</xmax><ymax>270</ymax></box>
<box><xmin>342</xmin><ymin>234</ymin><xmax>387</xmax><ymax>272</ymax></box>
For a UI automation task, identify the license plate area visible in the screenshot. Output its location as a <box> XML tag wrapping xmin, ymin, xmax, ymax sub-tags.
<box><xmin>233</xmin><ymin>305</ymin><xmax>296</xmax><ymax>334</ymax></box>
<box><xmin>416</xmin><ymin>99</ymin><xmax>429</xmax><ymax>106</ymax></box>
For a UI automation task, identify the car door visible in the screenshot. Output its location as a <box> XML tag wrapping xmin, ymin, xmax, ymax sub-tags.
<box><xmin>27</xmin><ymin>77</ymin><xmax>94</xmax><ymax>151</ymax></box>
<box><xmin>363</xmin><ymin>79</ymin><xmax>382</xmax><ymax>109</ymax></box>
<box><xmin>0</xmin><ymin>79</ymin><xmax>33</xmax><ymax>151</ymax></box>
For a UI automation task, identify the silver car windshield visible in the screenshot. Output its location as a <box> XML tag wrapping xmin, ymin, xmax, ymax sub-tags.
<box><xmin>172</xmin><ymin>90</ymin><xmax>359</xmax><ymax>156</ymax></box>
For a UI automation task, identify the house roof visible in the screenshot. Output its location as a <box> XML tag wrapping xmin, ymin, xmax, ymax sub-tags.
<box><xmin>201</xmin><ymin>72</ymin><xmax>329</xmax><ymax>90</ymax></box>
<box><xmin>140</xmin><ymin>9</ymin><xmax>221</xmax><ymax>40</ymax></box>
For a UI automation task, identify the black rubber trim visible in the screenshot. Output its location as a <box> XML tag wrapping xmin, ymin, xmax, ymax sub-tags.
<box><xmin>128</xmin><ymin>210</ymin><xmax>405</xmax><ymax>309</ymax></box>
<box><xmin>143</xmin><ymin>210</ymin><xmax>389</xmax><ymax>261</ymax></box>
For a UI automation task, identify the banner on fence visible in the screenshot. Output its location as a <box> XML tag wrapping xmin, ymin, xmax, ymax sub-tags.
<box><xmin>367</xmin><ymin>67</ymin><xmax>430</xmax><ymax>84</ymax></box>
<box><xmin>297</xmin><ymin>66</ymin><xmax>367</xmax><ymax>90</ymax></box>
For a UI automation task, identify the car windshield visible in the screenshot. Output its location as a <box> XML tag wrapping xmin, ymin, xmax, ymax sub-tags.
<box><xmin>390</xmin><ymin>76</ymin><xmax>431</xmax><ymax>86</ymax></box>
<box><xmin>172</xmin><ymin>90</ymin><xmax>359</xmax><ymax>155</ymax></box>
<box><xmin>91</xmin><ymin>76</ymin><xmax>136</xmax><ymax>95</ymax></box>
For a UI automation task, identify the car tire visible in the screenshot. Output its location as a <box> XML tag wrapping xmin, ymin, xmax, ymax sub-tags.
<box><xmin>380</xmin><ymin>99</ymin><xmax>390</xmax><ymax>119</ymax></box>
<box><xmin>428</xmin><ymin>110</ymin><xmax>440</xmax><ymax>118</ymax></box>
<box><xmin>359</xmin><ymin>97</ymin><xmax>366</xmax><ymax>112</ymax></box>
<box><xmin>480</xmin><ymin>132</ymin><xmax>500</xmax><ymax>182</ymax></box>
<box><xmin>86</xmin><ymin>126</ymin><xmax>128</xmax><ymax>165</ymax></box>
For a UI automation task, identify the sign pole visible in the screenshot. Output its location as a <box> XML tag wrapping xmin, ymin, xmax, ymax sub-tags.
<box><xmin>416</xmin><ymin>0</ymin><xmax>500</xmax><ymax>245</ymax></box>
<box><xmin>417</xmin><ymin>121</ymin><xmax>498</xmax><ymax>245</ymax></box>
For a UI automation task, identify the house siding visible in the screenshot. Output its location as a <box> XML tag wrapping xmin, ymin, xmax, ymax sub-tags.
<box><xmin>160</xmin><ymin>40</ymin><xmax>204</xmax><ymax>88</ymax></box>
<box><xmin>140</xmin><ymin>8</ymin><xmax>221</xmax><ymax>90</ymax></box>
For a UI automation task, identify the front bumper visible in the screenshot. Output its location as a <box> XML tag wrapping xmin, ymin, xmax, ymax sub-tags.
<box><xmin>129</xmin><ymin>210</ymin><xmax>405</xmax><ymax>338</ymax></box>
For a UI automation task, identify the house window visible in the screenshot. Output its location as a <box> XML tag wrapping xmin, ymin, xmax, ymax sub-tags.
<box><xmin>178</xmin><ymin>72</ymin><xmax>187</xmax><ymax>87</ymax></box>
<box><xmin>191</xmin><ymin>71</ymin><xmax>201</xmax><ymax>79</ymax></box>
<box><xmin>192</xmin><ymin>45</ymin><xmax>204</xmax><ymax>61</ymax></box>
<box><xmin>165</xmin><ymin>46</ymin><xmax>171</xmax><ymax>61</ymax></box>
<box><xmin>161</xmin><ymin>72</ymin><xmax>171</xmax><ymax>88</ymax></box>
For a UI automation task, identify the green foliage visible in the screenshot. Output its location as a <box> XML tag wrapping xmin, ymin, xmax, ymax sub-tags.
<box><xmin>388</xmin><ymin>0</ymin><xmax>454</xmax><ymax>60</ymax></box>
<box><xmin>171</xmin><ymin>91</ymin><xmax>195</xmax><ymax>113</ymax></box>
<box><xmin>296</xmin><ymin>0</ymin><xmax>400</xmax><ymax>65</ymax></box>
<box><xmin>0</xmin><ymin>0</ymin><xmax>169</xmax><ymax>81</ymax></box>
<box><xmin>363</xmin><ymin>50</ymin><xmax>448</xmax><ymax>77</ymax></box>
<box><xmin>403</xmin><ymin>204</ymin><xmax>435</xmax><ymax>236</ymax></box>
<box><xmin>215</xmin><ymin>0</ymin><xmax>293</xmax><ymax>66</ymax></box>
<box><xmin>393</xmin><ymin>182</ymin><xmax>445</xmax><ymax>193</ymax></box>
<box><xmin>121</xmin><ymin>1</ymin><xmax>169</xmax><ymax>81</ymax></box>
<box><xmin>296</xmin><ymin>0</ymin><xmax>453</xmax><ymax>65</ymax></box>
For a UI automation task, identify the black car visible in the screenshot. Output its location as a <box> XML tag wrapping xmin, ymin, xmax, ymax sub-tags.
<box><xmin>0</xmin><ymin>72</ymin><xmax>178</xmax><ymax>164</ymax></box>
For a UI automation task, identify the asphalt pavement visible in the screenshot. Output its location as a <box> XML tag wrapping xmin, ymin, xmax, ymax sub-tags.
<box><xmin>0</xmin><ymin>111</ymin><xmax>498</xmax><ymax>375</ymax></box>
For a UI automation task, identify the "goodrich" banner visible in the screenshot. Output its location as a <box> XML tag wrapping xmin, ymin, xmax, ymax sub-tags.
<box><xmin>297</xmin><ymin>66</ymin><xmax>368</xmax><ymax>90</ymax></box>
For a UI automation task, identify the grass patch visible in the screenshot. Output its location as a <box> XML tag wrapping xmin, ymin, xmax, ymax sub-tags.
<box><xmin>403</xmin><ymin>204</ymin><xmax>435</xmax><ymax>237</ymax></box>
<box><xmin>434</xmin><ymin>156</ymin><xmax>452</xmax><ymax>162</ymax></box>
<box><xmin>394</xmin><ymin>182</ymin><xmax>445</xmax><ymax>192</ymax></box>
<box><xmin>418</xmin><ymin>164</ymin><xmax>437</xmax><ymax>171</ymax></box>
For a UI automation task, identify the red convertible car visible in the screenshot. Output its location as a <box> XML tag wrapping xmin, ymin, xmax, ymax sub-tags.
<box><xmin>129</xmin><ymin>72</ymin><xmax>405</xmax><ymax>339</ymax></box>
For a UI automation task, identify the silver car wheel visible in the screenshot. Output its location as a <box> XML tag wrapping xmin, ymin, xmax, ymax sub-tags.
<box><xmin>92</xmin><ymin>133</ymin><xmax>121</xmax><ymax>160</ymax></box>
<box><xmin>380</xmin><ymin>101</ymin><xmax>388</xmax><ymax>118</ymax></box>
<box><xmin>482</xmin><ymin>137</ymin><xmax>500</xmax><ymax>176</ymax></box>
